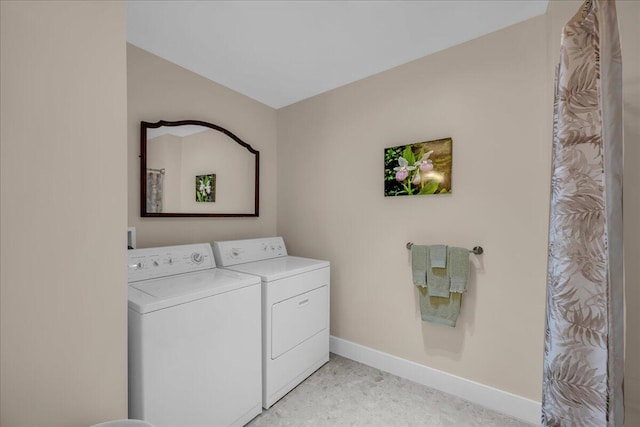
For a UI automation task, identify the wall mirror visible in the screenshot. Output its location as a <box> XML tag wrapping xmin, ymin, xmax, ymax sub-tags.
<box><xmin>140</xmin><ymin>120</ymin><xmax>259</xmax><ymax>217</ymax></box>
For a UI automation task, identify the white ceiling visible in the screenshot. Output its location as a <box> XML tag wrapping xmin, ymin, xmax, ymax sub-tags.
<box><xmin>126</xmin><ymin>1</ymin><xmax>548</xmax><ymax>109</ymax></box>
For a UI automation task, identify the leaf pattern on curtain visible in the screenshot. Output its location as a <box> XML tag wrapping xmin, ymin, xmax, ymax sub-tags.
<box><xmin>543</xmin><ymin>0</ymin><xmax>623</xmax><ymax>426</ymax></box>
<box><xmin>146</xmin><ymin>170</ymin><xmax>164</xmax><ymax>213</ymax></box>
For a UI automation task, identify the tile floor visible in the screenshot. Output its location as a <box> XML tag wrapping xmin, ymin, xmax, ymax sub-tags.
<box><xmin>248</xmin><ymin>354</ymin><xmax>533</xmax><ymax>426</ymax></box>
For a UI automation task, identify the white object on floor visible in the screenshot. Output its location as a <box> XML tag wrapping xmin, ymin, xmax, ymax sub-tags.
<box><xmin>213</xmin><ymin>237</ymin><xmax>330</xmax><ymax>409</ymax></box>
<box><xmin>91</xmin><ymin>420</ymin><xmax>155</xmax><ymax>427</ymax></box>
<box><xmin>127</xmin><ymin>243</ymin><xmax>262</xmax><ymax>427</ymax></box>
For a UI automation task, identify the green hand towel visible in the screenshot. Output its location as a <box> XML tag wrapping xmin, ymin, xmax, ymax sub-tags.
<box><xmin>418</xmin><ymin>287</ymin><xmax>462</xmax><ymax>327</ymax></box>
<box><xmin>448</xmin><ymin>246</ymin><xmax>469</xmax><ymax>293</ymax></box>
<box><xmin>411</xmin><ymin>245</ymin><xmax>428</xmax><ymax>288</ymax></box>
<box><xmin>426</xmin><ymin>245</ymin><xmax>450</xmax><ymax>297</ymax></box>
<box><xmin>430</xmin><ymin>245</ymin><xmax>447</xmax><ymax>268</ymax></box>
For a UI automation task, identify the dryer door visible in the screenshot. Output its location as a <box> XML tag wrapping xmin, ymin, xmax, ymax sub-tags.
<box><xmin>271</xmin><ymin>285</ymin><xmax>328</xmax><ymax>359</ymax></box>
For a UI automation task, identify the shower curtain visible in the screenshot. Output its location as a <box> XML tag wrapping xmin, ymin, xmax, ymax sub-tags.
<box><xmin>543</xmin><ymin>0</ymin><xmax>623</xmax><ymax>426</ymax></box>
<box><xmin>146</xmin><ymin>170</ymin><xmax>164</xmax><ymax>213</ymax></box>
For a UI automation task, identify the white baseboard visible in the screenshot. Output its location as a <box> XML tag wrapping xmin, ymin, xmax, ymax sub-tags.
<box><xmin>330</xmin><ymin>336</ymin><xmax>541</xmax><ymax>425</ymax></box>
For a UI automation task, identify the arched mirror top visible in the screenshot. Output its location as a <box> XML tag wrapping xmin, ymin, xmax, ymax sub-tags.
<box><xmin>140</xmin><ymin>120</ymin><xmax>259</xmax><ymax>217</ymax></box>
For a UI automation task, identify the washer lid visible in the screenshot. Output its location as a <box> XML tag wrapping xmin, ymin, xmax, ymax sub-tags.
<box><xmin>223</xmin><ymin>256</ymin><xmax>329</xmax><ymax>282</ymax></box>
<box><xmin>128</xmin><ymin>268</ymin><xmax>260</xmax><ymax>314</ymax></box>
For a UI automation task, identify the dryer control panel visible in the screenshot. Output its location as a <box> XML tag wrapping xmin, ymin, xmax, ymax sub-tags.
<box><xmin>213</xmin><ymin>237</ymin><xmax>288</xmax><ymax>267</ymax></box>
<box><xmin>128</xmin><ymin>243</ymin><xmax>215</xmax><ymax>283</ymax></box>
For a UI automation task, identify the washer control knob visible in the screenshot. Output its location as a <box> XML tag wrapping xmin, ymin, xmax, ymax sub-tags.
<box><xmin>191</xmin><ymin>252</ymin><xmax>203</xmax><ymax>264</ymax></box>
<box><xmin>152</xmin><ymin>260</ymin><xmax>159</xmax><ymax>267</ymax></box>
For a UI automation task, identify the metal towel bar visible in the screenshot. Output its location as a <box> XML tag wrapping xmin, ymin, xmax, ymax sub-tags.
<box><xmin>406</xmin><ymin>242</ymin><xmax>484</xmax><ymax>255</ymax></box>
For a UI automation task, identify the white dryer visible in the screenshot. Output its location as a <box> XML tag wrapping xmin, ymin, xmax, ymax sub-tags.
<box><xmin>127</xmin><ymin>243</ymin><xmax>262</xmax><ymax>427</ymax></box>
<box><xmin>212</xmin><ymin>237</ymin><xmax>330</xmax><ymax>409</ymax></box>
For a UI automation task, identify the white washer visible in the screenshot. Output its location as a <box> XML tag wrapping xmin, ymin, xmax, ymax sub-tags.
<box><xmin>212</xmin><ymin>237</ymin><xmax>330</xmax><ymax>409</ymax></box>
<box><xmin>127</xmin><ymin>243</ymin><xmax>262</xmax><ymax>427</ymax></box>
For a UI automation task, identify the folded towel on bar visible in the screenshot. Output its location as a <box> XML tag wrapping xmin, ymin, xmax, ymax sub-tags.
<box><xmin>426</xmin><ymin>245</ymin><xmax>450</xmax><ymax>298</ymax></box>
<box><xmin>411</xmin><ymin>245</ymin><xmax>428</xmax><ymax>288</ymax></box>
<box><xmin>429</xmin><ymin>244</ymin><xmax>447</xmax><ymax>268</ymax></box>
<box><xmin>448</xmin><ymin>246</ymin><xmax>469</xmax><ymax>293</ymax></box>
<box><xmin>418</xmin><ymin>287</ymin><xmax>462</xmax><ymax>328</ymax></box>
<box><xmin>414</xmin><ymin>245</ymin><xmax>469</xmax><ymax>327</ymax></box>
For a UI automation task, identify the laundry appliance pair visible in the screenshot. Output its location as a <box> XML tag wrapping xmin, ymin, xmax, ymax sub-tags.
<box><xmin>127</xmin><ymin>237</ymin><xmax>330</xmax><ymax>427</ymax></box>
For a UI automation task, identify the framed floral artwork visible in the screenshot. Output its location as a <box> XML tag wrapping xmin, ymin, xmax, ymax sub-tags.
<box><xmin>195</xmin><ymin>174</ymin><xmax>216</xmax><ymax>202</ymax></box>
<box><xmin>384</xmin><ymin>137</ymin><xmax>452</xmax><ymax>197</ymax></box>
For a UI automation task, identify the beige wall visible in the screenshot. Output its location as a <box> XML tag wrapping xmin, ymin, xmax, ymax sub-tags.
<box><xmin>278</xmin><ymin>15</ymin><xmax>550</xmax><ymax>401</ymax></box>
<box><xmin>127</xmin><ymin>45</ymin><xmax>277</xmax><ymax>248</ymax></box>
<box><xmin>277</xmin><ymin>0</ymin><xmax>640</xmax><ymax>408</ymax></box>
<box><xmin>0</xmin><ymin>1</ymin><xmax>128</xmax><ymax>426</ymax></box>
<box><xmin>619</xmin><ymin>0</ymin><xmax>639</xmax><ymax>415</ymax></box>
<box><xmin>618</xmin><ymin>0</ymin><xmax>640</xmax><ymax>415</ymax></box>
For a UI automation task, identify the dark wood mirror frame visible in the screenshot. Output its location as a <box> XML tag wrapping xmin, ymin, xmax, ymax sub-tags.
<box><xmin>140</xmin><ymin>120</ymin><xmax>259</xmax><ymax>217</ymax></box>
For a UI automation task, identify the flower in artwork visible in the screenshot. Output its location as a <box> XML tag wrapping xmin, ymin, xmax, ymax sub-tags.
<box><xmin>383</xmin><ymin>138</ymin><xmax>452</xmax><ymax>197</ymax></box>
<box><xmin>416</xmin><ymin>151</ymin><xmax>434</xmax><ymax>172</ymax></box>
<box><xmin>196</xmin><ymin>174</ymin><xmax>215</xmax><ymax>202</ymax></box>
<box><xmin>412</xmin><ymin>172</ymin><xmax>422</xmax><ymax>186</ymax></box>
<box><xmin>394</xmin><ymin>157</ymin><xmax>415</xmax><ymax>181</ymax></box>
<box><xmin>200</xmin><ymin>180</ymin><xmax>211</xmax><ymax>194</ymax></box>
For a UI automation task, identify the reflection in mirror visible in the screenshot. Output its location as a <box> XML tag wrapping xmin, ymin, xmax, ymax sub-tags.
<box><xmin>141</xmin><ymin>120</ymin><xmax>259</xmax><ymax>217</ymax></box>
